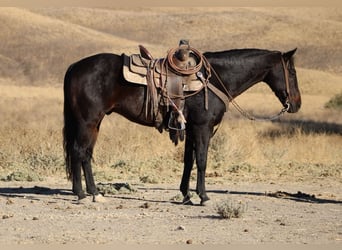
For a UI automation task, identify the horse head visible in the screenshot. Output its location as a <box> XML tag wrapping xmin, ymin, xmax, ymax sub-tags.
<box><xmin>265</xmin><ymin>48</ymin><xmax>301</xmax><ymax>113</ymax></box>
<box><xmin>282</xmin><ymin>48</ymin><xmax>301</xmax><ymax>113</ymax></box>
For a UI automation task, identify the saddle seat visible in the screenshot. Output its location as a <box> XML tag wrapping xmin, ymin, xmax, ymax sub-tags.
<box><xmin>122</xmin><ymin>51</ymin><xmax>203</xmax><ymax>91</ymax></box>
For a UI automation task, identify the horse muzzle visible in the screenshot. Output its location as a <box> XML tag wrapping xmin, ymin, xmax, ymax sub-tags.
<box><xmin>286</xmin><ymin>96</ymin><xmax>301</xmax><ymax>113</ymax></box>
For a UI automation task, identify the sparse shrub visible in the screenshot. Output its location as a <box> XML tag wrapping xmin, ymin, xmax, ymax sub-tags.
<box><xmin>97</xmin><ymin>182</ymin><xmax>136</xmax><ymax>195</ymax></box>
<box><xmin>227</xmin><ymin>163</ymin><xmax>252</xmax><ymax>174</ymax></box>
<box><xmin>93</xmin><ymin>171</ymin><xmax>115</xmax><ymax>182</ymax></box>
<box><xmin>140</xmin><ymin>175</ymin><xmax>158</xmax><ymax>184</ymax></box>
<box><xmin>110</xmin><ymin>160</ymin><xmax>127</xmax><ymax>169</ymax></box>
<box><xmin>1</xmin><ymin>171</ymin><xmax>42</xmax><ymax>182</ymax></box>
<box><xmin>325</xmin><ymin>92</ymin><xmax>342</xmax><ymax>109</ymax></box>
<box><xmin>215</xmin><ymin>199</ymin><xmax>247</xmax><ymax>219</ymax></box>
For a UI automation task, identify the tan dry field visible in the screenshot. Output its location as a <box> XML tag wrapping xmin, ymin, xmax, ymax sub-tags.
<box><xmin>0</xmin><ymin>7</ymin><xmax>341</xmax><ymax>245</ymax></box>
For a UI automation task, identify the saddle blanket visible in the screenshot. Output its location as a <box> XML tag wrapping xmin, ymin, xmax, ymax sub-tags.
<box><xmin>122</xmin><ymin>54</ymin><xmax>204</xmax><ymax>91</ymax></box>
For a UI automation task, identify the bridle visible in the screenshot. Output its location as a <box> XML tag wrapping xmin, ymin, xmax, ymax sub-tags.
<box><xmin>208</xmin><ymin>55</ymin><xmax>291</xmax><ymax>121</ymax></box>
<box><xmin>280</xmin><ymin>56</ymin><xmax>291</xmax><ymax>108</ymax></box>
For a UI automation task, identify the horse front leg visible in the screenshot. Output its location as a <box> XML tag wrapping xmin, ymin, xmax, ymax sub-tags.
<box><xmin>180</xmin><ymin>130</ymin><xmax>195</xmax><ymax>205</ymax></box>
<box><xmin>194</xmin><ymin>127</ymin><xmax>211</xmax><ymax>206</ymax></box>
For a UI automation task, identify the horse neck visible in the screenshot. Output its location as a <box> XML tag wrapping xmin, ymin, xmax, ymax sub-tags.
<box><xmin>231</xmin><ymin>73</ymin><xmax>267</xmax><ymax>98</ymax></box>
<box><xmin>207</xmin><ymin>50</ymin><xmax>278</xmax><ymax>99</ymax></box>
<box><xmin>213</xmin><ymin>65</ymin><xmax>269</xmax><ymax>99</ymax></box>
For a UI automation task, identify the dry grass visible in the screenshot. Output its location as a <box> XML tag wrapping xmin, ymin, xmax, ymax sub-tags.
<box><xmin>1</xmin><ymin>86</ymin><xmax>341</xmax><ymax>185</ymax></box>
<box><xmin>0</xmin><ymin>7</ymin><xmax>341</xmax><ymax>186</ymax></box>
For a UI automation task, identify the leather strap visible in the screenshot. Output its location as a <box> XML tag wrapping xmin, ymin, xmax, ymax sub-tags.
<box><xmin>207</xmin><ymin>82</ymin><xmax>230</xmax><ymax>111</ymax></box>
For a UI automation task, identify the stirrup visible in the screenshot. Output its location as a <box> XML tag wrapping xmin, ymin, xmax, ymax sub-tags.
<box><xmin>168</xmin><ymin>112</ymin><xmax>186</xmax><ymax>131</ymax></box>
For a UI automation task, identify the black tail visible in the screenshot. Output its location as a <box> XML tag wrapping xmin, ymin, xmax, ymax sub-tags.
<box><xmin>63</xmin><ymin>64</ymin><xmax>77</xmax><ymax>181</ymax></box>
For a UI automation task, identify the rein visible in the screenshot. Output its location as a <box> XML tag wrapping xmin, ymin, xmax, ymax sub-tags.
<box><xmin>162</xmin><ymin>48</ymin><xmax>291</xmax><ymax>122</ymax></box>
<box><xmin>150</xmin><ymin>46</ymin><xmax>291</xmax><ymax>133</ymax></box>
<box><xmin>208</xmin><ymin>56</ymin><xmax>291</xmax><ymax>121</ymax></box>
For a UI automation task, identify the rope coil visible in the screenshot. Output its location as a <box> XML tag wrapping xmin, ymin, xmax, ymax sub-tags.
<box><xmin>166</xmin><ymin>47</ymin><xmax>204</xmax><ymax>75</ymax></box>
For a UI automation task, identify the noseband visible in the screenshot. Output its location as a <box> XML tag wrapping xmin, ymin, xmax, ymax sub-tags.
<box><xmin>280</xmin><ymin>56</ymin><xmax>291</xmax><ymax>111</ymax></box>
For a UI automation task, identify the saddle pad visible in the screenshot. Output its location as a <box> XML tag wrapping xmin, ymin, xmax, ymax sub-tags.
<box><xmin>183</xmin><ymin>77</ymin><xmax>203</xmax><ymax>92</ymax></box>
<box><xmin>122</xmin><ymin>54</ymin><xmax>204</xmax><ymax>91</ymax></box>
<box><xmin>123</xmin><ymin>54</ymin><xmax>147</xmax><ymax>85</ymax></box>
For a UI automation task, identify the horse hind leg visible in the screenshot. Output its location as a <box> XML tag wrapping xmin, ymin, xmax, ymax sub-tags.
<box><xmin>83</xmin><ymin>116</ymin><xmax>110</xmax><ymax>202</ymax></box>
<box><xmin>82</xmin><ymin>155</ymin><xmax>105</xmax><ymax>202</ymax></box>
<box><xmin>70</xmin><ymin>153</ymin><xmax>86</xmax><ymax>200</ymax></box>
<box><xmin>80</xmin><ymin>122</ymin><xmax>104</xmax><ymax>200</ymax></box>
<box><xmin>69</xmin><ymin>121</ymin><xmax>101</xmax><ymax>201</ymax></box>
<box><xmin>82</xmin><ymin>150</ymin><xmax>98</xmax><ymax>196</ymax></box>
<box><xmin>64</xmin><ymin>105</ymin><xmax>86</xmax><ymax>200</ymax></box>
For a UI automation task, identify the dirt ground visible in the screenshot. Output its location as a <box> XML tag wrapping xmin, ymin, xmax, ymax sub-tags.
<box><xmin>0</xmin><ymin>177</ymin><xmax>341</xmax><ymax>245</ymax></box>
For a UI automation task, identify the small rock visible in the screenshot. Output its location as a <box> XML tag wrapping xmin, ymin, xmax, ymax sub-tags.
<box><xmin>140</xmin><ymin>202</ymin><xmax>150</xmax><ymax>209</ymax></box>
<box><xmin>32</xmin><ymin>216</ymin><xmax>39</xmax><ymax>220</ymax></box>
<box><xmin>176</xmin><ymin>225</ymin><xmax>185</xmax><ymax>231</ymax></box>
<box><xmin>186</xmin><ymin>239</ymin><xmax>193</xmax><ymax>244</ymax></box>
<box><xmin>93</xmin><ymin>194</ymin><xmax>106</xmax><ymax>203</ymax></box>
<box><xmin>6</xmin><ymin>198</ymin><xmax>14</xmax><ymax>205</ymax></box>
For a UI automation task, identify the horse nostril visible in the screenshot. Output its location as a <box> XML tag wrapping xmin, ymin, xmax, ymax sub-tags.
<box><xmin>287</xmin><ymin>102</ymin><xmax>301</xmax><ymax>113</ymax></box>
<box><xmin>285</xmin><ymin>101</ymin><xmax>290</xmax><ymax>111</ymax></box>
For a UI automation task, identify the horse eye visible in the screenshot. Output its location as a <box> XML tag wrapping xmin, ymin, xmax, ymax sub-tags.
<box><xmin>287</xmin><ymin>64</ymin><xmax>295</xmax><ymax>74</ymax></box>
<box><xmin>289</xmin><ymin>67</ymin><xmax>296</xmax><ymax>75</ymax></box>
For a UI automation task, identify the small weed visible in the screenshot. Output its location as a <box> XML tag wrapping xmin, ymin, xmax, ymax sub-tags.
<box><xmin>110</xmin><ymin>160</ymin><xmax>127</xmax><ymax>169</ymax></box>
<box><xmin>227</xmin><ymin>163</ymin><xmax>252</xmax><ymax>174</ymax></box>
<box><xmin>140</xmin><ymin>175</ymin><xmax>158</xmax><ymax>184</ymax></box>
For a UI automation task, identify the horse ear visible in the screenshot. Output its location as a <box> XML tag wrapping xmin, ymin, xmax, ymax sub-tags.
<box><xmin>282</xmin><ymin>48</ymin><xmax>297</xmax><ymax>61</ymax></box>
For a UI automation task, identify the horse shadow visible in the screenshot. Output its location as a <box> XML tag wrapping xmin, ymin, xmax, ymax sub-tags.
<box><xmin>135</xmin><ymin>186</ymin><xmax>342</xmax><ymax>205</ymax></box>
<box><xmin>264</xmin><ymin>118</ymin><xmax>342</xmax><ymax>137</ymax></box>
<box><xmin>0</xmin><ymin>185</ymin><xmax>73</xmax><ymax>201</ymax></box>
<box><xmin>206</xmin><ymin>189</ymin><xmax>342</xmax><ymax>204</ymax></box>
<box><xmin>0</xmin><ymin>184</ymin><xmax>340</xmax><ymax>205</ymax></box>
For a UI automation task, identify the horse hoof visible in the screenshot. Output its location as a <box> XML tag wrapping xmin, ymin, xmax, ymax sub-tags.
<box><xmin>77</xmin><ymin>196</ymin><xmax>92</xmax><ymax>205</ymax></box>
<box><xmin>77</xmin><ymin>192</ymin><xmax>87</xmax><ymax>200</ymax></box>
<box><xmin>200</xmin><ymin>199</ymin><xmax>212</xmax><ymax>207</ymax></box>
<box><xmin>93</xmin><ymin>194</ymin><xmax>106</xmax><ymax>203</ymax></box>
<box><xmin>182</xmin><ymin>198</ymin><xmax>194</xmax><ymax>206</ymax></box>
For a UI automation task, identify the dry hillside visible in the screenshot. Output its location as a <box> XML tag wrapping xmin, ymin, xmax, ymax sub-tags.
<box><xmin>0</xmin><ymin>7</ymin><xmax>341</xmax><ymax>85</ymax></box>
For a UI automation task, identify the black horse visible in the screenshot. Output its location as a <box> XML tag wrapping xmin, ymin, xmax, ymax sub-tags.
<box><xmin>63</xmin><ymin>48</ymin><xmax>301</xmax><ymax>204</ymax></box>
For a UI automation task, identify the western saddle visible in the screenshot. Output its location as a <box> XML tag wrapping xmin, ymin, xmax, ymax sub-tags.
<box><xmin>122</xmin><ymin>40</ymin><xmax>210</xmax><ymax>142</ymax></box>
